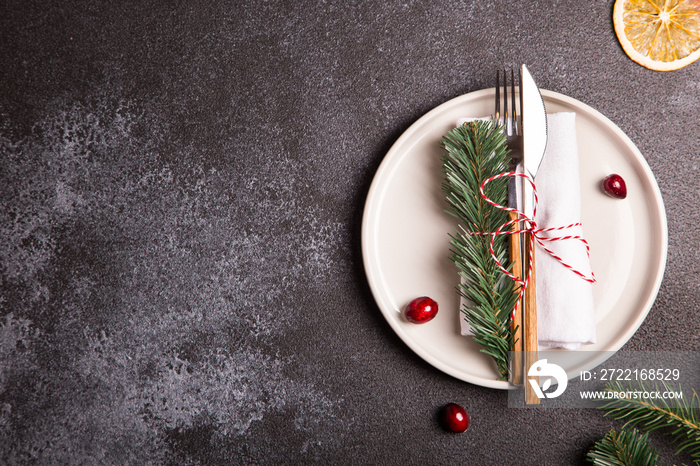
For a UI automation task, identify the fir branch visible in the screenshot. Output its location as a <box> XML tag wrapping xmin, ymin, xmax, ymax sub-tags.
<box><xmin>587</xmin><ymin>428</ymin><xmax>659</xmax><ymax>466</ymax></box>
<box><xmin>441</xmin><ymin>120</ymin><xmax>518</xmax><ymax>379</ymax></box>
<box><xmin>599</xmin><ymin>381</ymin><xmax>700</xmax><ymax>463</ymax></box>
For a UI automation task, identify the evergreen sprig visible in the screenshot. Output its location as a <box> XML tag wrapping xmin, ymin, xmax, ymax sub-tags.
<box><xmin>441</xmin><ymin>120</ymin><xmax>518</xmax><ymax>379</ymax></box>
<box><xmin>598</xmin><ymin>381</ymin><xmax>700</xmax><ymax>463</ymax></box>
<box><xmin>587</xmin><ymin>428</ymin><xmax>660</xmax><ymax>466</ymax></box>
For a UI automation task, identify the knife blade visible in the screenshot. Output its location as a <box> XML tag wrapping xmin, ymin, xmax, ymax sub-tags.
<box><xmin>519</xmin><ymin>64</ymin><xmax>548</xmax><ymax>405</ymax></box>
<box><xmin>521</xmin><ymin>65</ymin><xmax>548</xmax><ymax>186</ymax></box>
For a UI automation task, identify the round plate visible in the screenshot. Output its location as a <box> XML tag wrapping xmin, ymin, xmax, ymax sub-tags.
<box><xmin>361</xmin><ymin>89</ymin><xmax>668</xmax><ymax>389</ymax></box>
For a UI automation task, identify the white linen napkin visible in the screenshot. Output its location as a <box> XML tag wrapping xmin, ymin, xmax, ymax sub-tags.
<box><xmin>458</xmin><ymin>112</ymin><xmax>596</xmax><ymax>350</ymax></box>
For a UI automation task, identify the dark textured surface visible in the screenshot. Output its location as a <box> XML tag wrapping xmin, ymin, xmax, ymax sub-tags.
<box><xmin>1</xmin><ymin>1</ymin><xmax>699</xmax><ymax>464</ymax></box>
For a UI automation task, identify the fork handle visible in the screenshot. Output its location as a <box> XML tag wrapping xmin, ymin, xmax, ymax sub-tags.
<box><xmin>508</xmin><ymin>210</ymin><xmax>524</xmax><ymax>385</ymax></box>
<box><xmin>525</xmin><ymin>236</ymin><xmax>540</xmax><ymax>405</ymax></box>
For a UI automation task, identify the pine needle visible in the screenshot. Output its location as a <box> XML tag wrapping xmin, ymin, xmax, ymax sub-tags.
<box><xmin>598</xmin><ymin>381</ymin><xmax>700</xmax><ymax>463</ymax></box>
<box><xmin>441</xmin><ymin>119</ymin><xmax>518</xmax><ymax>379</ymax></box>
<box><xmin>587</xmin><ymin>428</ymin><xmax>660</xmax><ymax>466</ymax></box>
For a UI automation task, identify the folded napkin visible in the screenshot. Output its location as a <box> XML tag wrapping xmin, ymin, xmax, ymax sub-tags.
<box><xmin>458</xmin><ymin>112</ymin><xmax>596</xmax><ymax>350</ymax></box>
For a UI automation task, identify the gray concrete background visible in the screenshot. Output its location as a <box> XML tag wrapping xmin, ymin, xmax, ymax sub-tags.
<box><xmin>1</xmin><ymin>1</ymin><xmax>698</xmax><ymax>464</ymax></box>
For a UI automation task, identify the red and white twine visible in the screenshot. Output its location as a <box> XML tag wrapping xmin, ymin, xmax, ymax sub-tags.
<box><xmin>473</xmin><ymin>172</ymin><xmax>596</xmax><ymax>315</ymax></box>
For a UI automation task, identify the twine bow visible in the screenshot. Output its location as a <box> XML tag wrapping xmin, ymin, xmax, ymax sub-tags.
<box><xmin>474</xmin><ymin>172</ymin><xmax>596</xmax><ymax>313</ymax></box>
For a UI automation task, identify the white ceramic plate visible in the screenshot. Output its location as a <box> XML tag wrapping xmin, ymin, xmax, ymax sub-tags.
<box><xmin>361</xmin><ymin>89</ymin><xmax>668</xmax><ymax>389</ymax></box>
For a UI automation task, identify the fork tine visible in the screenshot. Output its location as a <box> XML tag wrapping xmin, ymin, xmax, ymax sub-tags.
<box><xmin>518</xmin><ymin>66</ymin><xmax>523</xmax><ymax>137</ymax></box>
<box><xmin>502</xmin><ymin>69</ymin><xmax>509</xmax><ymax>135</ymax></box>
<box><xmin>510</xmin><ymin>68</ymin><xmax>518</xmax><ymax>136</ymax></box>
<box><xmin>495</xmin><ymin>70</ymin><xmax>501</xmax><ymax>124</ymax></box>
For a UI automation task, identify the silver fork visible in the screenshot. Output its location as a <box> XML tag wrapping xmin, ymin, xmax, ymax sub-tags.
<box><xmin>496</xmin><ymin>69</ymin><xmax>522</xmax><ymax>165</ymax></box>
<box><xmin>496</xmin><ymin>69</ymin><xmax>525</xmax><ymax>386</ymax></box>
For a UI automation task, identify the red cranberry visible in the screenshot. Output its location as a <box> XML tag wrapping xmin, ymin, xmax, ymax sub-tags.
<box><xmin>441</xmin><ymin>403</ymin><xmax>469</xmax><ymax>433</ymax></box>
<box><xmin>602</xmin><ymin>174</ymin><xmax>627</xmax><ymax>199</ymax></box>
<box><xmin>404</xmin><ymin>296</ymin><xmax>438</xmax><ymax>324</ymax></box>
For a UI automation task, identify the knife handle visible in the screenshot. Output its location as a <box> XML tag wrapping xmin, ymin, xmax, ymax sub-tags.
<box><xmin>508</xmin><ymin>210</ymin><xmax>524</xmax><ymax>386</ymax></box>
<box><xmin>525</xmin><ymin>235</ymin><xmax>540</xmax><ymax>405</ymax></box>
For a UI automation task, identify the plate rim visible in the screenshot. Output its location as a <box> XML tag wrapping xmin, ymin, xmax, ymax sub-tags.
<box><xmin>361</xmin><ymin>88</ymin><xmax>668</xmax><ymax>389</ymax></box>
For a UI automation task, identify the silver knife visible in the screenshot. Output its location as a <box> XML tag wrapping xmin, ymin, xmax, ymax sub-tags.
<box><xmin>519</xmin><ymin>64</ymin><xmax>548</xmax><ymax>404</ymax></box>
<box><xmin>521</xmin><ymin>64</ymin><xmax>548</xmax><ymax>210</ymax></box>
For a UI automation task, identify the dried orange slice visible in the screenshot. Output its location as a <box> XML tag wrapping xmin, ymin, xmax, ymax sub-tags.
<box><xmin>613</xmin><ymin>0</ymin><xmax>700</xmax><ymax>71</ymax></box>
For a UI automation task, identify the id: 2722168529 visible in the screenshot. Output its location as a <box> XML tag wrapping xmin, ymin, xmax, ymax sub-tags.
<box><xmin>580</xmin><ymin>368</ymin><xmax>680</xmax><ymax>382</ymax></box>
